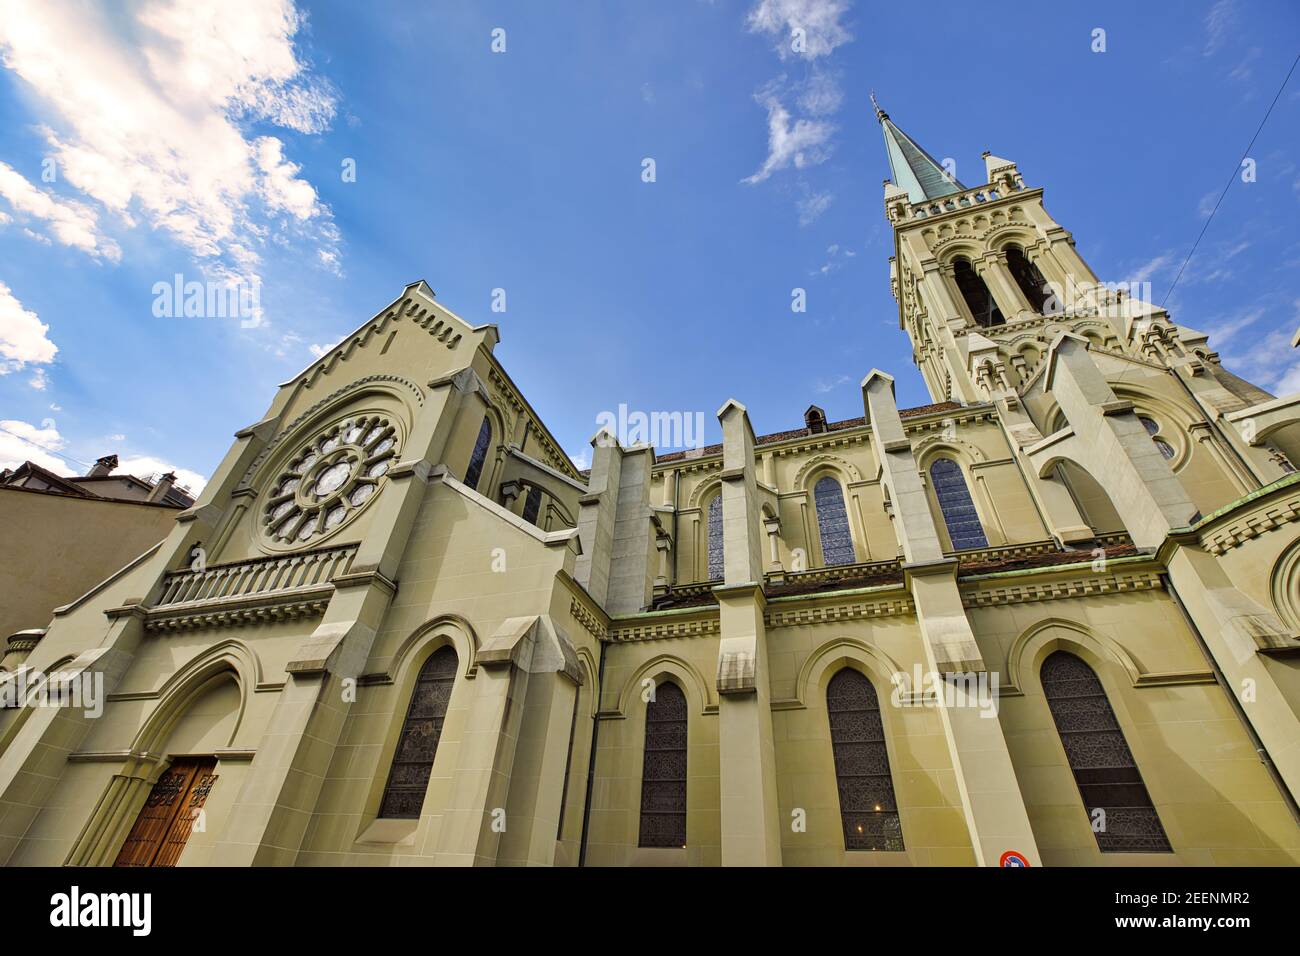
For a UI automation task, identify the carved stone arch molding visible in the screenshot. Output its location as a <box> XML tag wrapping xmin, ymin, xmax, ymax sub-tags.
<box><xmin>238</xmin><ymin>375</ymin><xmax>424</xmax><ymax>490</ymax></box>
<box><xmin>64</xmin><ymin>640</ymin><xmax>261</xmax><ymax>866</ymax></box>
<box><xmin>1003</xmin><ymin>618</ymin><xmax>1145</xmax><ymax>696</ymax></box>
<box><xmin>912</xmin><ymin>434</ymin><xmax>988</xmax><ymax>473</ymax></box>
<box><xmin>985</xmin><ymin>223</ymin><xmax>1038</xmax><ymax>251</ymax></box>
<box><xmin>1270</xmin><ymin>541</ymin><xmax>1300</xmax><ymax>633</ymax></box>
<box><xmin>130</xmin><ymin>638</ymin><xmax>262</xmax><ymax>755</ymax></box>
<box><xmin>686</xmin><ymin>474</ymin><xmax>724</xmax><ymax>512</ymax></box>
<box><xmin>793</xmin><ymin>453</ymin><xmax>863</xmax><ymax>491</ymax></box>
<box><xmin>790</xmin><ymin>636</ymin><xmax>911</xmax><ymax>710</ymax></box>
<box><xmin>574</xmin><ymin>646</ymin><xmax>600</xmax><ymax>717</ymax></box>
<box><xmin>615</xmin><ymin>653</ymin><xmax>716</xmax><ymax>717</ymax></box>
<box><xmin>379</xmin><ymin>614</ymin><xmax>482</xmax><ymax>685</ymax></box>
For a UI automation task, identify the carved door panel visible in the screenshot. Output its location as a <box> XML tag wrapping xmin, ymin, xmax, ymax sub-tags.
<box><xmin>114</xmin><ymin>757</ymin><xmax>218</xmax><ymax>867</ymax></box>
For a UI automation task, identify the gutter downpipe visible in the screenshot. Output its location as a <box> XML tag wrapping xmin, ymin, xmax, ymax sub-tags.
<box><xmin>578</xmin><ymin>632</ymin><xmax>608</xmax><ymax>867</ymax></box>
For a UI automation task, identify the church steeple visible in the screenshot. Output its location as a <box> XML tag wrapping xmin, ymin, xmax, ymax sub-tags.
<box><xmin>871</xmin><ymin>93</ymin><xmax>964</xmax><ymax>204</ymax></box>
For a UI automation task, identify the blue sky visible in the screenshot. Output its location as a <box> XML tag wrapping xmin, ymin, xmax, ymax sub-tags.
<box><xmin>0</xmin><ymin>0</ymin><xmax>1297</xmax><ymax>488</ymax></box>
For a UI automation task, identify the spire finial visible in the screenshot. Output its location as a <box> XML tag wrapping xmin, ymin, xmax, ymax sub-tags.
<box><xmin>870</xmin><ymin>89</ymin><xmax>888</xmax><ymax>122</ymax></box>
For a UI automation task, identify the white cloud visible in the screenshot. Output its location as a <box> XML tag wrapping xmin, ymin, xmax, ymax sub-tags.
<box><xmin>1197</xmin><ymin>190</ymin><xmax>1219</xmax><ymax>218</ymax></box>
<box><xmin>743</xmin><ymin>91</ymin><xmax>835</xmax><ymax>184</ymax></box>
<box><xmin>813</xmin><ymin>373</ymin><xmax>851</xmax><ymax>393</ymax></box>
<box><xmin>27</xmin><ymin>367</ymin><xmax>48</xmax><ymax>390</ymax></box>
<box><xmin>1203</xmin><ymin>0</ymin><xmax>1236</xmax><ymax>57</ymax></box>
<box><xmin>116</xmin><ymin>454</ymin><xmax>207</xmax><ymax>496</ymax></box>
<box><xmin>1204</xmin><ymin>306</ymin><xmax>1265</xmax><ymax>346</ymax></box>
<box><xmin>0</xmin><ymin>161</ymin><xmax>121</xmax><ymax>259</ymax></box>
<box><xmin>0</xmin><ymin>0</ymin><xmax>340</xmax><ymax>296</ymax></box>
<box><xmin>1124</xmin><ymin>253</ymin><xmax>1174</xmax><ymax>285</ymax></box>
<box><xmin>0</xmin><ymin>280</ymin><xmax>58</xmax><ymax>377</ymax></box>
<box><xmin>0</xmin><ymin>417</ymin><xmax>70</xmax><ymax>474</ymax></box>
<box><xmin>1216</xmin><ymin>302</ymin><xmax>1300</xmax><ymax>396</ymax></box>
<box><xmin>747</xmin><ymin>0</ymin><xmax>852</xmax><ymax>60</ymax></box>
<box><xmin>796</xmin><ymin>70</ymin><xmax>843</xmax><ymax>115</ymax></box>
<box><xmin>797</xmin><ymin>189</ymin><xmax>833</xmax><ymax>226</ymax></box>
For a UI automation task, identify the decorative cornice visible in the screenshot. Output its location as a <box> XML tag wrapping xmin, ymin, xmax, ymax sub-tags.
<box><xmin>962</xmin><ymin>570</ymin><xmax>1163</xmax><ymax>608</ymax></box>
<box><xmin>143</xmin><ymin>584</ymin><xmax>334</xmax><ymax>632</ymax></box>
<box><xmin>606</xmin><ymin>612</ymin><xmax>719</xmax><ymax>642</ymax></box>
<box><xmin>1197</xmin><ymin>482</ymin><xmax>1300</xmax><ymax>556</ymax></box>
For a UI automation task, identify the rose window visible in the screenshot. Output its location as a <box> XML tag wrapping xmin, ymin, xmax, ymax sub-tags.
<box><xmin>263</xmin><ymin>414</ymin><xmax>400</xmax><ymax>545</ymax></box>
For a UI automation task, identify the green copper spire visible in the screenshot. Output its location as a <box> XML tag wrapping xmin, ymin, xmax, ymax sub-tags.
<box><xmin>871</xmin><ymin>93</ymin><xmax>964</xmax><ymax>204</ymax></box>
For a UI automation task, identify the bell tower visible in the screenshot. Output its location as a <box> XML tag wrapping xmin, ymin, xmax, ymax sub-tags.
<box><xmin>875</xmin><ymin>96</ymin><xmax>1297</xmax><ymax>510</ymax></box>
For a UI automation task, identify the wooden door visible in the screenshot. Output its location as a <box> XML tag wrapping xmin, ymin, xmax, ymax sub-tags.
<box><xmin>114</xmin><ymin>757</ymin><xmax>218</xmax><ymax>867</ymax></box>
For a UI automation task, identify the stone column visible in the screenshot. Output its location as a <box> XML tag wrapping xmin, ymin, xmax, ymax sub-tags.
<box><xmin>606</xmin><ymin>445</ymin><xmax>657</xmax><ymax>616</ymax></box>
<box><xmin>713</xmin><ymin>400</ymin><xmax>782</xmax><ymax>866</ymax></box>
<box><xmin>862</xmin><ymin>370</ymin><xmax>1042</xmax><ymax>867</ymax></box>
<box><xmin>573</xmin><ymin>430</ymin><xmax>623</xmax><ymax>608</ymax></box>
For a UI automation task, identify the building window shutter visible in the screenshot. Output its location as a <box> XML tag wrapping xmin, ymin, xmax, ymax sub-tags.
<box><xmin>379</xmin><ymin>646</ymin><xmax>458</xmax><ymax>819</ymax></box>
<box><xmin>638</xmin><ymin>682</ymin><xmax>687</xmax><ymax>848</ymax></box>
<box><xmin>1040</xmin><ymin>651</ymin><xmax>1171</xmax><ymax>852</ymax></box>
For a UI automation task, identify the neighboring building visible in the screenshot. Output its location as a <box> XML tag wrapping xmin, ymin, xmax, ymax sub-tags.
<box><xmin>0</xmin><ymin>455</ymin><xmax>193</xmax><ymax>664</ymax></box>
<box><xmin>2</xmin><ymin>104</ymin><xmax>1299</xmax><ymax>868</ymax></box>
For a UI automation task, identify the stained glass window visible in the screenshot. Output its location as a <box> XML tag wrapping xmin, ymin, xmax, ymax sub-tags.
<box><xmin>379</xmin><ymin>646</ymin><xmax>457</xmax><ymax>819</ymax></box>
<box><xmin>814</xmin><ymin>475</ymin><xmax>855</xmax><ymax>566</ymax></box>
<box><xmin>262</xmin><ymin>414</ymin><xmax>398</xmax><ymax>547</ymax></box>
<box><xmin>523</xmin><ymin>485</ymin><xmax>543</xmax><ymax>525</ymax></box>
<box><xmin>827</xmin><ymin>669</ymin><xmax>904</xmax><ymax>851</ymax></box>
<box><xmin>1139</xmin><ymin>416</ymin><xmax>1176</xmax><ymax>460</ymax></box>
<box><xmin>464</xmin><ymin>418</ymin><xmax>492</xmax><ymax>491</ymax></box>
<box><xmin>930</xmin><ymin>458</ymin><xmax>988</xmax><ymax>550</ymax></box>
<box><xmin>638</xmin><ymin>681</ymin><xmax>687</xmax><ymax>848</ymax></box>
<box><xmin>706</xmin><ymin>494</ymin><xmax>724</xmax><ymax>581</ymax></box>
<box><xmin>1040</xmin><ymin>651</ymin><xmax>1171</xmax><ymax>852</ymax></box>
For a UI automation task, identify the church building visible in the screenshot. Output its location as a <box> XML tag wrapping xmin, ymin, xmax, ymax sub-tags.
<box><xmin>2</xmin><ymin>103</ymin><xmax>1299</xmax><ymax>867</ymax></box>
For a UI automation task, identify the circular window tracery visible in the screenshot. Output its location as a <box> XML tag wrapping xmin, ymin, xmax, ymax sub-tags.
<box><xmin>262</xmin><ymin>414</ymin><xmax>400</xmax><ymax>546</ymax></box>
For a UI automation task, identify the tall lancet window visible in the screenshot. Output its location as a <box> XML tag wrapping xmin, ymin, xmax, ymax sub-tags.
<box><xmin>814</xmin><ymin>476</ymin><xmax>855</xmax><ymax>566</ymax></box>
<box><xmin>1005</xmin><ymin>245</ymin><xmax>1053</xmax><ymax>314</ymax></box>
<box><xmin>827</xmin><ymin>669</ymin><xmax>904</xmax><ymax>851</ymax></box>
<box><xmin>952</xmin><ymin>256</ymin><xmax>1004</xmax><ymax>328</ymax></box>
<box><xmin>638</xmin><ymin>681</ymin><xmax>687</xmax><ymax>848</ymax></box>
<box><xmin>380</xmin><ymin>646</ymin><xmax>458</xmax><ymax>819</ymax></box>
<box><xmin>1040</xmin><ymin>651</ymin><xmax>1171</xmax><ymax>852</ymax></box>
<box><xmin>929</xmin><ymin>458</ymin><xmax>988</xmax><ymax>550</ymax></box>
<box><xmin>464</xmin><ymin>417</ymin><xmax>492</xmax><ymax>491</ymax></box>
<box><xmin>706</xmin><ymin>494</ymin><xmax>724</xmax><ymax>581</ymax></box>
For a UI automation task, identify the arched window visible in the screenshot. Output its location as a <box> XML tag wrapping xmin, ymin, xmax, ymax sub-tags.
<box><xmin>522</xmin><ymin>485</ymin><xmax>543</xmax><ymax>525</ymax></box>
<box><xmin>638</xmin><ymin>681</ymin><xmax>687</xmax><ymax>848</ymax></box>
<box><xmin>1004</xmin><ymin>245</ymin><xmax>1053</xmax><ymax>314</ymax></box>
<box><xmin>706</xmin><ymin>494</ymin><xmax>724</xmax><ymax>581</ymax></box>
<box><xmin>379</xmin><ymin>646</ymin><xmax>457</xmax><ymax>819</ymax></box>
<box><xmin>1040</xmin><ymin>651</ymin><xmax>1171</xmax><ymax>852</ymax></box>
<box><xmin>1138</xmin><ymin>416</ymin><xmax>1176</xmax><ymax>460</ymax></box>
<box><xmin>929</xmin><ymin>458</ymin><xmax>988</xmax><ymax>550</ymax></box>
<box><xmin>814</xmin><ymin>475</ymin><xmax>855</xmax><ymax>566</ymax></box>
<box><xmin>827</xmin><ymin>669</ymin><xmax>903</xmax><ymax>851</ymax></box>
<box><xmin>464</xmin><ymin>417</ymin><xmax>492</xmax><ymax>491</ymax></box>
<box><xmin>952</xmin><ymin>256</ymin><xmax>1004</xmax><ymax>328</ymax></box>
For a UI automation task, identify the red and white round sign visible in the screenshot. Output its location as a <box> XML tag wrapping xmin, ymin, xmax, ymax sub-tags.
<box><xmin>999</xmin><ymin>850</ymin><xmax>1030</xmax><ymax>867</ymax></box>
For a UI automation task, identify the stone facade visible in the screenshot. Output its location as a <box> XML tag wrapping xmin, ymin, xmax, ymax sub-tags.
<box><xmin>2</xmin><ymin>110</ymin><xmax>1299</xmax><ymax>867</ymax></box>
